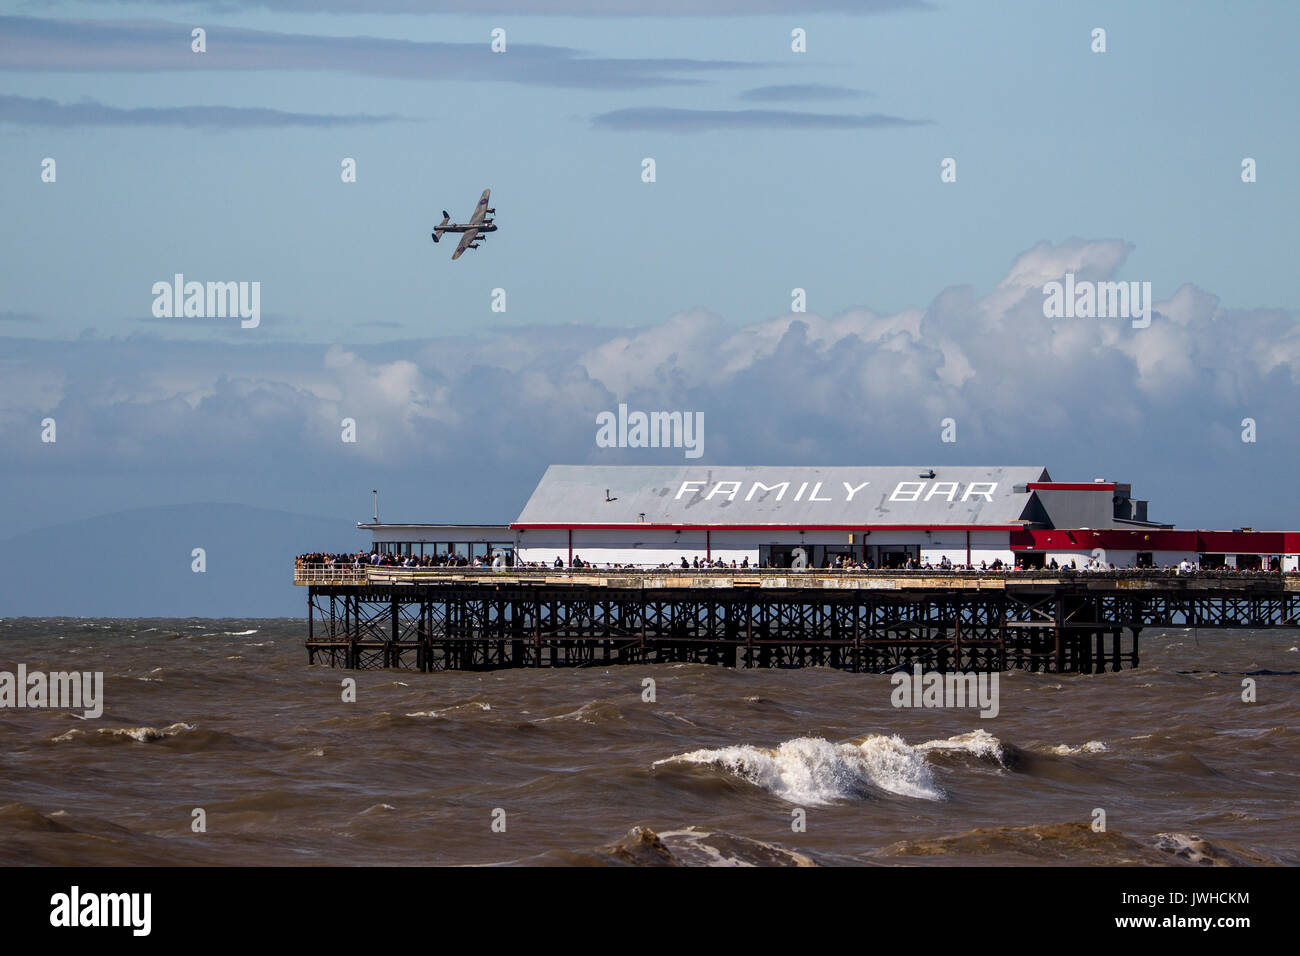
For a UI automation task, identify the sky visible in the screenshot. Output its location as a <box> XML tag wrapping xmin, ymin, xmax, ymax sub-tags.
<box><xmin>1</xmin><ymin>0</ymin><xmax>1298</xmax><ymax>610</ymax></box>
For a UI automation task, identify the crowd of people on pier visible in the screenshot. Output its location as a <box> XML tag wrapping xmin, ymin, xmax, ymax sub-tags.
<box><xmin>297</xmin><ymin>551</ymin><xmax>1289</xmax><ymax>575</ymax></box>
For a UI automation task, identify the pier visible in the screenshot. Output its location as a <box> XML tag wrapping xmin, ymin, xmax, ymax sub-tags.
<box><xmin>297</xmin><ymin>567</ymin><xmax>1300</xmax><ymax>673</ymax></box>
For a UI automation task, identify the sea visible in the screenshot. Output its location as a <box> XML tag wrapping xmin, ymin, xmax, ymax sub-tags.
<box><xmin>1</xmin><ymin>619</ymin><xmax>1296</xmax><ymax>867</ymax></box>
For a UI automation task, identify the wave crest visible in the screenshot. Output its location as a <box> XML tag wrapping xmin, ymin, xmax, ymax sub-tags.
<box><xmin>655</xmin><ymin>734</ymin><xmax>944</xmax><ymax>805</ymax></box>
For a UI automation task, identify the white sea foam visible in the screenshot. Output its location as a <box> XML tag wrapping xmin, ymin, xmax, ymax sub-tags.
<box><xmin>108</xmin><ymin>722</ymin><xmax>196</xmax><ymax>742</ymax></box>
<box><xmin>915</xmin><ymin>729</ymin><xmax>1006</xmax><ymax>763</ymax></box>
<box><xmin>1152</xmin><ymin>832</ymin><xmax>1250</xmax><ymax>866</ymax></box>
<box><xmin>657</xmin><ymin>829</ymin><xmax>755</xmax><ymax>867</ymax></box>
<box><xmin>653</xmin><ymin>828</ymin><xmax>817</xmax><ymax>867</ymax></box>
<box><xmin>224</xmin><ymin>629</ymin><xmax>258</xmax><ymax>636</ymax></box>
<box><xmin>52</xmin><ymin>722</ymin><xmax>196</xmax><ymax>744</ymax></box>
<box><xmin>406</xmin><ymin>701</ymin><xmax>490</xmax><ymax>718</ymax></box>
<box><xmin>535</xmin><ymin>700</ymin><xmax>622</xmax><ymax>724</ymax></box>
<box><xmin>660</xmin><ymin>712</ymin><xmax>698</xmax><ymax>727</ymax></box>
<box><xmin>655</xmin><ymin>734</ymin><xmax>944</xmax><ymax>805</ymax></box>
<box><xmin>1049</xmin><ymin>740</ymin><xmax>1108</xmax><ymax>755</ymax></box>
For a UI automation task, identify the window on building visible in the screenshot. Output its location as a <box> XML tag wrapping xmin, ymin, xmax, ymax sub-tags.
<box><xmin>874</xmin><ymin>545</ymin><xmax>920</xmax><ymax>569</ymax></box>
<box><xmin>760</xmin><ymin>545</ymin><xmax>806</xmax><ymax>569</ymax></box>
<box><xmin>1199</xmin><ymin>553</ymin><xmax>1226</xmax><ymax>569</ymax></box>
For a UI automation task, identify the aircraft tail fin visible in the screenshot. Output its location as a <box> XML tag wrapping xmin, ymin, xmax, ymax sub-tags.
<box><xmin>432</xmin><ymin>213</ymin><xmax>450</xmax><ymax>243</ymax></box>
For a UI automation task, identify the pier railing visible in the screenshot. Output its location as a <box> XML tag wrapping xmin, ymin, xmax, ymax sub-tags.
<box><xmin>293</xmin><ymin>565</ymin><xmax>368</xmax><ymax>585</ymax></box>
<box><xmin>294</xmin><ymin>563</ymin><xmax>1299</xmax><ymax>591</ymax></box>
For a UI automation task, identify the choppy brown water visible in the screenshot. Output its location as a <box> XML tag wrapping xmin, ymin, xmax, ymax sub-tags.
<box><xmin>0</xmin><ymin>619</ymin><xmax>1296</xmax><ymax>866</ymax></box>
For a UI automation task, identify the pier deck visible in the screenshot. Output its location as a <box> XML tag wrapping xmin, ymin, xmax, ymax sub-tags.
<box><xmin>297</xmin><ymin>568</ymin><xmax>1300</xmax><ymax>673</ymax></box>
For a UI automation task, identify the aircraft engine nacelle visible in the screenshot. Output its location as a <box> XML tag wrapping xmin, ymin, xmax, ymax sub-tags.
<box><xmin>486</xmin><ymin>207</ymin><xmax>495</xmax><ymax>214</ymax></box>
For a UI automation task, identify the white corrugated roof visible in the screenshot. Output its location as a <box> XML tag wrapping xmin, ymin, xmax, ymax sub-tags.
<box><xmin>513</xmin><ymin>465</ymin><xmax>1050</xmax><ymax>527</ymax></box>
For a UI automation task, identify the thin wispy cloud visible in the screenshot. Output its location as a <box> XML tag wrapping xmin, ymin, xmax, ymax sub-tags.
<box><xmin>0</xmin><ymin>16</ymin><xmax>756</xmax><ymax>90</ymax></box>
<box><xmin>739</xmin><ymin>84</ymin><xmax>870</xmax><ymax>102</ymax></box>
<box><xmin>592</xmin><ymin>106</ymin><xmax>931</xmax><ymax>132</ymax></box>
<box><xmin>0</xmin><ymin>95</ymin><xmax>406</xmax><ymax>128</ymax></box>
<box><xmin>0</xmin><ymin>311</ymin><xmax>41</xmax><ymax>323</ymax></box>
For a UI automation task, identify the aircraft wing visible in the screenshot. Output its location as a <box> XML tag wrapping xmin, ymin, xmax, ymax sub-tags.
<box><xmin>451</xmin><ymin>227</ymin><xmax>480</xmax><ymax>260</ymax></box>
<box><xmin>468</xmin><ymin>188</ymin><xmax>490</xmax><ymax>225</ymax></box>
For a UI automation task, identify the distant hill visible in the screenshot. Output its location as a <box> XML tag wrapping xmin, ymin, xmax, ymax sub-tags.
<box><xmin>0</xmin><ymin>503</ymin><xmax>366</xmax><ymax>617</ymax></box>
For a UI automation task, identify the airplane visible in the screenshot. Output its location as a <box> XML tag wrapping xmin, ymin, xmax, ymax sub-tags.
<box><xmin>431</xmin><ymin>188</ymin><xmax>497</xmax><ymax>260</ymax></box>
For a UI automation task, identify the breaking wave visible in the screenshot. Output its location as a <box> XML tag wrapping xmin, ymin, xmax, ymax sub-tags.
<box><xmin>654</xmin><ymin>734</ymin><xmax>944</xmax><ymax>805</ymax></box>
<box><xmin>915</xmin><ymin>729</ymin><xmax>1011</xmax><ymax>766</ymax></box>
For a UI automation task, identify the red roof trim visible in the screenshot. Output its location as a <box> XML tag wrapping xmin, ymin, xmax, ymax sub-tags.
<box><xmin>511</xmin><ymin>523</ymin><xmax>1025</xmax><ymax>531</ymax></box>
<box><xmin>1026</xmin><ymin>482</ymin><xmax>1116</xmax><ymax>491</ymax></box>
